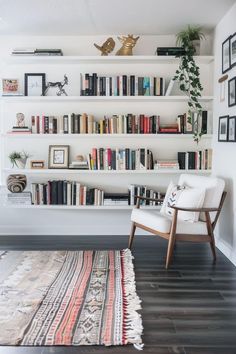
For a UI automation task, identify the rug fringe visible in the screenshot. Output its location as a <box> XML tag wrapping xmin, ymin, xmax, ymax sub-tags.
<box><xmin>122</xmin><ymin>249</ymin><xmax>143</xmax><ymax>347</ymax></box>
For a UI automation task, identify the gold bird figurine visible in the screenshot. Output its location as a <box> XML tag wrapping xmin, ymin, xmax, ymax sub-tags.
<box><xmin>94</xmin><ymin>37</ymin><xmax>115</xmax><ymax>56</ymax></box>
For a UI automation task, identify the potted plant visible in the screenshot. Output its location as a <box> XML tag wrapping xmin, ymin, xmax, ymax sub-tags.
<box><xmin>176</xmin><ymin>25</ymin><xmax>205</xmax><ymax>55</ymax></box>
<box><xmin>173</xmin><ymin>26</ymin><xmax>205</xmax><ymax>142</ymax></box>
<box><xmin>9</xmin><ymin>151</ymin><xmax>30</xmax><ymax>169</ymax></box>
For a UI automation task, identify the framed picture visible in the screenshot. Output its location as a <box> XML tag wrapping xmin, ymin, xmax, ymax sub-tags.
<box><xmin>24</xmin><ymin>73</ymin><xmax>46</xmax><ymax>96</ymax></box>
<box><xmin>228</xmin><ymin>77</ymin><xmax>236</xmax><ymax>107</ymax></box>
<box><xmin>222</xmin><ymin>36</ymin><xmax>231</xmax><ymax>74</ymax></box>
<box><xmin>48</xmin><ymin>145</ymin><xmax>69</xmax><ymax>169</ymax></box>
<box><xmin>218</xmin><ymin>116</ymin><xmax>229</xmax><ymax>142</ymax></box>
<box><xmin>230</xmin><ymin>32</ymin><xmax>236</xmax><ymax>68</ymax></box>
<box><xmin>30</xmin><ymin>160</ymin><xmax>45</xmax><ymax>169</ymax></box>
<box><xmin>2</xmin><ymin>79</ymin><xmax>20</xmax><ymax>96</ymax></box>
<box><xmin>228</xmin><ymin>116</ymin><xmax>236</xmax><ymax>142</ymax></box>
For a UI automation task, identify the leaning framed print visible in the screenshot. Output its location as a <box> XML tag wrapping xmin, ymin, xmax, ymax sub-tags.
<box><xmin>24</xmin><ymin>73</ymin><xmax>46</xmax><ymax>96</ymax></box>
<box><xmin>218</xmin><ymin>116</ymin><xmax>229</xmax><ymax>142</ymax></box>
<box><xmin>48</xmin><ymin>145</ymin><xmax>69</xmax><ymax>169</ymax></box>
<box><xmin>228</xmin><ymin>77</ymin><xmax>236</xmax><ymax>107</ymax></box>
<box><xmin>222</xmin><ymin>36</ymin><xmax>231</xmax><ymax>74</ymax></box>
<box><xmin>228</xmin><ymin>116</ymin><xmax>236</xmax><ymax>142</ymax></box>
<box><xmin>230</xmin><ymin>32</ymin><xmax>236</xmax><ymax>68</ymax></box>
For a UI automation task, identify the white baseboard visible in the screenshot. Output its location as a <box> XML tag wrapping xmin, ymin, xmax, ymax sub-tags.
<box><xmin>216</xmin><ymin>238</ymin><xmax>236</xmax><ymax>266</ymax></box>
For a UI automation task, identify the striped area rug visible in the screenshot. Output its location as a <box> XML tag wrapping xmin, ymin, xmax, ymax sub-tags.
<box><xmin>0</xmin><ymin>249</ymin><xmax>143</xmax><ymax>347</ymax></box>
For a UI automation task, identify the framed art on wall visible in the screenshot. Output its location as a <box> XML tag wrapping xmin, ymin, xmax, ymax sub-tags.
<box><xmin>222</xmin><ymin>36</ymin><xmax>231</xmax><ymax>73</ymax></box>
<box><xmin>228</xmin><ymin>77</ymin><xmax>236</xmax><ymax>107</ymax></box>
<box><xmin>218</xmin><ymin>116</ymin><xmax>229</xmax><ymax>142</ymax></box>
<box><xmin>48</xmin><ymin>145</ymin><xmax>69</xmax><ymax>169</ymax></box>
<box><xmin>228</xmin><ymin>116</ymin><xmax>236</xmax><ymax>142</ymax></box>
<box><xmin>230</xmin><ymin>32</ymin><xmax>236</xmax><ymax>68</ymax></box>
<box><xmin>24</xmin><ymin>73</ymin><xmax>46</xmax><ymax>96</ymax></box>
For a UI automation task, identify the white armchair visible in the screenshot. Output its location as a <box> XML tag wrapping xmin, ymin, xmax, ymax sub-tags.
<box><xmin>128</xmin><ymin>174</ymin><xmax>226</xmax><ymax>269</ymax></box>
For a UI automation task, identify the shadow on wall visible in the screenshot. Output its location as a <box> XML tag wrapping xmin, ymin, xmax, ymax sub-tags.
<box><xmin>218</xmin><ymin>177</ymin><xmax>234</xmax><ymax>247</ymax></box>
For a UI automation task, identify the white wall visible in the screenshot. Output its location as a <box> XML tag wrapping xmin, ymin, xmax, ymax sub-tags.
<box><xmin>0</xmin><ymin>34</ymin><xmax>213</xmax><ymax>236</ymax></box>
<box><xmin>213</xmin><ymin>4</ymin><xmax>236</xmax><ymax>265</ymax></box>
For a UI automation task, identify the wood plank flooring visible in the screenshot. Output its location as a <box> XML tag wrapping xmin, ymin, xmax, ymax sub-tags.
<box><xmin>0</xmin><ymin>235</ymin><xmax>236</xmax><ymax>354</ymax></box>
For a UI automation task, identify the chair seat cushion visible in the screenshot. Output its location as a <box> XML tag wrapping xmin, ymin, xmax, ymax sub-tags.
<box><xmin>131</xmin><ymin>209</ymin><xmax>208</xmax><ymax>235</ymax></box>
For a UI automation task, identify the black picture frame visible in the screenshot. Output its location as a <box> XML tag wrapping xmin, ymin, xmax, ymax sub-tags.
<box><xmin>218</xmin><ymin>116</ymin><xmax>229</xmax><ymax>142</ymax></box>
<box><xmin>222</xmin><ymin>36</ymin><xmax>231</xmax><ymax>74</ymax></box>
<box><xmin>228</xmin><ymin>116</ymin><xmax>236</xmax><ymax>142</ymax></box>
<box><xmin>24</xmin><ymin>73</ymin><xmax>46</xmax><ymax>96</ymax></box>
<box><xmin>228</xmin><ymin>77</ymin><xmax>236</xmax><ymax>107</ymax></box>
<box><xmin>230</xmin><ymin>32</ymin><xmax>236</xmax><ymax>69</ymax></box>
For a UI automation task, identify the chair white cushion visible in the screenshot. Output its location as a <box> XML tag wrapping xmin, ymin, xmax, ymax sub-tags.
<box><xmin>131</xmin><ymin>209</ymin><xmax>208</xmax><ymax>235</ymax></box>
<box><xmin>178</xmin><ymin>174</ymin><xmax>225</xmax><ymax>222</ymax></box>
<box><xmin>160</xmin><ymin>181</ymin><xmax>205</xmax><ymax>222</ymax></box>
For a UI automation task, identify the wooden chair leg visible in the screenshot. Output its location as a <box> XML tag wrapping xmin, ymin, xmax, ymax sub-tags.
<box><xmin>205</xmin><ymin>211</ymin><xmax>217</xmax><ymax>262</ymax></box>
<box><xmin>128</xmin><ymin>222</ymin><xmax>136</xmax><ymax>249</ymax></box>
<box><xmin>165</xmin><ymin>209</ymin><xmax>178</xmax><ymax>269</ymax></box>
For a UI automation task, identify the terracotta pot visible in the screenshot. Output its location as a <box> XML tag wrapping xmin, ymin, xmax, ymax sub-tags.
<box><xmin>7</xmin><ymin>174</ymin><xmax>27</xmax><ymax>193</ymax></box>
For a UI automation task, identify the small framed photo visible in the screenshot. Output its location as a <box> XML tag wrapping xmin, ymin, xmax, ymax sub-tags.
<box><xmin>222</xmin><ymin>36</ymin><xmax>231</xmax><ymax>74</ymax></box>
<box><xmin>25</xmin><ymin>73</ymin><xmax>46</xmax><ymax>96</ymax></box>
<box><xmin>2</xmin><ymin>79</ymin><xmax>20</xmax><ymax>96</ymax></box>
<box><xmin>218</xmin><ymin>116</ymin><xmax>229</xmax><ymax>142</ymax></box>
<box><xmin>48</xmin><ymin>145</ymin><xmax>69</xmax><ymax>169</ymax></box>
<box><xmin>228</xmin><ymin>77</ymin><xmax>236</xmax><ymax>107</ymax></box>
<box><xmin>230</xmin><ymin>32</ymin><xmax>236</xmax><ymax>68</ymax></box>
<box><xmin>30</xmin><ymin>160</ymin><xmax>45</xmax><ymax>169</ymax></box>
<box><xmin>228</xmin><ymin>116</ymin><xmax>236</xmax><ymax>142</ymax></box>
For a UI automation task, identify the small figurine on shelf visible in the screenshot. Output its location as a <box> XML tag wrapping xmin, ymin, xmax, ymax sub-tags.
<box><xmin>94</xmin><ymin>37</ymin><xmax>115</xmax><ymax>56</ymax></box>
<box><xmin>16</xmin><ymin>112</ymin><xmax>25</xmax><ymax>127</ymax></box>
<box><xmin>116</xmin><ymin>35</ymin><xmax>139</xmax><ymax>56</ymax></box>
<box><xmin>43</xmin><ymin>74</ymin><xmax>68</xmax><ymax>96</ymax></box>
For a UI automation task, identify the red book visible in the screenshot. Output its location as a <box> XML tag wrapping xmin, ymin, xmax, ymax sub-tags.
<box><xmin>92</xmin><ymin>148</ymin><xmax>97</xmax><ymax>170</ymax></box>
<box><xmin>107</xmin><ymin>148</ymin><xmax>112</xmax><ymax>169</ymax></box>
<box><xmin>36</xmin><ymin>116</ymin><xmax>40</xmax><ymax>134</ymax></box>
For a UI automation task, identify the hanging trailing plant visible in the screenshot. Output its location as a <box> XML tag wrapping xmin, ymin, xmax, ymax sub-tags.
<box><xmin>173</xmin><ymin>26</ymin><xmax>205</xmax><ymax>143</ymax></box>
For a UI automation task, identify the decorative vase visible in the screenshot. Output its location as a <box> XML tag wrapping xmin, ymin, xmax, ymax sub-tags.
<box><xmin>7</xmin><ymin>174</ymin><xmax>27</xmax><ymax>193</ymax></box>
<box><xmin>192</xmin><ymin>39</ymin><xmax>200</xmax><ymax>55</ymax></box>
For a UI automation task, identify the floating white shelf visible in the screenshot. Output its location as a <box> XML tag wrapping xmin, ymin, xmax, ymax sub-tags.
<box><xmin>6</xmin><ymin>55</ymin><xmax>214</xmax><ymax>65</ymax></box>
<box><xmin>0</xmin><ymin>95</ymin><xmax>214</xmax><ymax>103</ymax></box>
<box><xmin>2</xmin><ymin>133</ymin><xmax>213</xmax><ymax>139</ymax></box>
<box><xmin>3</xmin><ymin>168</ymin><xmax>211</xmax><ymax>175</ymax></box>
<box><xmin>3</xmin><ymin>204</ymin><xmax>161</xmax><ymax>210</ymax></box>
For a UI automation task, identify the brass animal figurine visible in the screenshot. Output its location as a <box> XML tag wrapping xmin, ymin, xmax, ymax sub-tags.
<box><xmin>94</xmin><ymin>37</ymin><xmax>115</xmax><ymax>56</ymax></box>
<box><xmin>116</xmin><ymin>35</ymin><xmax>140</xmax><ymax>56</ymax></box>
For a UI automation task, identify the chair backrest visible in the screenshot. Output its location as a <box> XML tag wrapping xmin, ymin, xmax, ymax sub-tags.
<box><xmin>178</xmin><ymin>174</ymin><xmax>225</xmax><ymax>222</ymax></box>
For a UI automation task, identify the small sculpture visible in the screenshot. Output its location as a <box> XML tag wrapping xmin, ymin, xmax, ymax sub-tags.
<box><xmin>116</xmin><ymin>35</ymin><xmax>140</xmax><ymax>56</ymax></box>
<box><xmin>94</xmin><ymin>37</ymin><xmax>115</xmax><ymax>56</ymax></box>
<box><xmin>7</xmin><ymin>174</ymin><xmax>27</xmax><ymax>193</ymax></box>
<box><xmin>16</xmin><ymin>112</ymin><xmax>25</xmax><ymax>127</ymax></box>
<box><xmin>43</xmin><ymin>74</ymin><xmax>68</xmax><ymax>96</ymax></box>
<box><xmin>75</xmin><ymin>155</ymin><xmax>85</xmax><ymax>162</ymax></box>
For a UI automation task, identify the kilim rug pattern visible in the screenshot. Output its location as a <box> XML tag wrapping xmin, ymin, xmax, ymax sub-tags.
<box><xmin>0</xmin><ymin>249</ymin><xmax>143</xmax><ymax>347</ymax></box>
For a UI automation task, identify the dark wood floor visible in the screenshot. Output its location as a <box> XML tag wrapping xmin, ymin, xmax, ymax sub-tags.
<box><xmin>0</xmin><ymin>235</ymin><xmax>236</xmax><ymax>354</ymax></box>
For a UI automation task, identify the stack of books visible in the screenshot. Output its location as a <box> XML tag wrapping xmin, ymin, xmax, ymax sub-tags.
<box><xmin>154</xmin><ymin>160</ymin><xmax>179</xmax><ymax>170</ymax></box>
<box><xmin>12</xmin><ymin>48</ymin><xmax>63</xmax><ymax>56</ymax></box>
<box><xmin>103</xmin><ymin>193</ymin><xmax>129</xmax><ymax>206</ymax></box>
<box><xmin>31</xmin><ymin>181</ymin><xmax>104</xmax><ymax>206</ymax></box>
<box><xmin>69</xmin><ymin>161</ymin><xmax>89</xmax><ymax>170</ymax></box>
<box><xmin>128</xmin><ymin>185</ymin><xmax>165</xmax><ymax>206</ymax></box>
<box><xmin>159</xmin><ymin>123</ymin><xmax>179</xmax><ymax>133</ymax></box>
<box><xmin>178</xmin><ymin>149</ymin><xmax>213</xmax><ymax>170</ymax></box>
<box><xmin>80</xmin><ymin>73</ymin><xmax>165</xmax><ymax>96</ymax></box>
<box><xmin>9</xmin><ymin>126</ymin><xmax>32</xmax><ymax>134</ymax></box>
<box><xmin>156</xmin><ymin>47</ymin><xmax>186</xmax><ymax>56</ymax></box>
<box><xmin>87</xmin><ymin>148</ymin><xmax>154</xmax><ymax>170</ymax></box>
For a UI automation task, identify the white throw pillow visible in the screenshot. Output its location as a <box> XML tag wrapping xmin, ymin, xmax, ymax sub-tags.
<box><xmin>160</xmin><ymin>181</ymin><xmax>205</xmax><ymax>222</ymax></box>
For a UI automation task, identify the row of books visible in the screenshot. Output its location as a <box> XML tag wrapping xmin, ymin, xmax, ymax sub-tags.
<box><xmin>31</xmin><ymin>181</ymin><xmax>104</xmax><ymax>206</ymax></box>
<box><xmin>178</xmin><ymin>149</ymin><xmax>213</xmax><ymax>170</ymax></box>
<box><xmin>87</xmin><ymin>148</ymin><xmax>154</xmax><ymax>170</ymax></box>
<box><xmin>8</xmin><ymin>111</ymin><xmax>212</xmax><ymax>135</ymax></box>
<box><xmin>128</xmin><ymin>185</ymin><xmax>165</xmax><ymax>206</ymax></box>
<box><xmin>80</xmin><ymin>73</ymin><xmax>166</xmax><ymax>96</ymax></box>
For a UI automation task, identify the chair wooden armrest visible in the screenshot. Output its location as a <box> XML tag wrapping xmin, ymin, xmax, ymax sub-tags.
<box><xmin>135</xmin><ymin>195</ymin><xmax>163</xmax><ymax>208</ymax></box>
<box><xmin>170</xmin><ymin>206</ymin><xmax>219</xmax><ymax>212</ymax></box>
